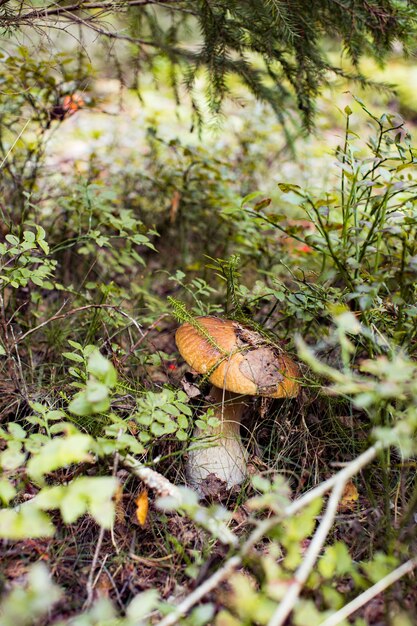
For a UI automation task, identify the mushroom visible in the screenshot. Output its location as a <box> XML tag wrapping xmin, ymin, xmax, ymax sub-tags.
<box><xmin>175</xmin><ymin>316</ymin><xmax>300</xmax><ymax>489</ymax></box>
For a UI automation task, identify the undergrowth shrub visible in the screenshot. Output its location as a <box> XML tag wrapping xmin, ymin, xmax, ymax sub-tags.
<box><xmin>1</xmin><ymin>98</ymin><xmax>417</xmax><ymax>625</ymax></box>
<box><xmin>237</xmin><ymin>100</ymin><xmax>417</xmax><ymax>350</ymax></box>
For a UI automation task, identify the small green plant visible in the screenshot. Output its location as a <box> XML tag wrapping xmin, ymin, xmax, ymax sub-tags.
<box><xmin>132</xmin><ymin>388</ymin><xmax>193</xmax><ymax>443</ymax></box>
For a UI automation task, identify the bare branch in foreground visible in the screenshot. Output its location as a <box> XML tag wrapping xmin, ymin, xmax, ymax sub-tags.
<box><xmin>267</xmin><ymin>478</ymin><xmax>348</xmax><ymax>626</ymax></box>
<box><xmin>244</xmin><ymin>441</ymin><xmax>381</xmax><ymax>554</ymax></box>
<box><xmin>319</xmin><ymin>557</ymin><xmax>417</xmax><ymax>626</ymax></box>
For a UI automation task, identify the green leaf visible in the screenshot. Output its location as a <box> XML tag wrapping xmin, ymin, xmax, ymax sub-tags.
<box><xmin>164</xmin><ymin>403</ymin><xmax>180</xmax><ymax>416</ymax></box>
<box><xmin>0</xmin><ymin>479</ymin><xmax>17</xmax><ymax>505</ymax></box>
<box><xmin>127</xmin><ymin>589</ymin><xmax>159</xmax><ymax>620</ymax></box>
<box><xmin>27</xmin><ymin>434</ymin><xmax>93</xmax><ymax>481</ymax></box>
<box><xmin>177</xmin><ymin>415</ymin><xmax>188</xmax><ymax>429</ymax></box>
<box><xmin>176</xmin><ymin>402</ymin><xmax>193</xmax><ymax>416</ymax></box>
<box><xmin>88</xmin><ymin>350</ymin><xmax>117</xmax><ymax>387</ymax></box>
<box><xmin>36</xmin><ymin>225</ymin><xmax>50</xmax><ymax>254</ymax></box>
<box><xmin>68</xmin><ymin>340</ymin><xmax>83</xmax><ymax>350</ymax></box>
<box><xmin>284</xmin><ymin>497</ymin><xmax>322</xmax><ymax>542</ymax></box>
<box><xmin>293</xmin><ymin>600</ymin><xmax>331</xmax><ymax>626</ymax></box>
<box><xmin>155</xmin><ymin>410</ymin><xmax>170</xmax><ymax>424</ymax></box>
<box><xmin>278</xmin><ymin>182</ymin><xmax>303</xmax><ymax>194</ymax></box>
<box><xmin>63</xmin><ymin>351</ymin><xmax>85</xmax><ymax>363</ymax></box>
<box><xmin>30</xmin><ymin>402</ymin><xmax>47</xmax><ymax>414</ymax></box>
<box><xmin>5</xmin><ymin>234</ymin><xmax>19</xmax><ymax>245</ymax></box>
<box><xmin>151</xmin><ymin>422</ymin><xmax>165</xmax><ymax>437</ymax></box>
<box><xmin>241</xmin><ymin>191</ymin><xmax>262</xmax><ymax>206</ymax></box>
<box><xmin>0</xmin><ymin>507</ymin><xmax>54</xmax><ymax>539</ymax></box>
<box><xmin>0</xmin><ymin>443</ymin><xmax>26</xmax><ymax>471</ymax></box>
<box><xmin>46</xmin><ymin>410</ymin><xmax>66</xmax><ymax>421</ymax></box>
<box><xmin>318</xmin><ymin>542</ymin><xmax>353</xmax><ymax>578</ymax></box>
<box><xmin>68</xmin><ymin>392</ymin><xmax>93</xmax><ymax>416</ymax></box>
<box><xmin>163</xmin><ymin>420</ymin><xmax>177</xmax><ymax>434</ymax></box>
<box><xmin>86</xmin><ymin>381</ymin><xmax>109</xmax><ymax>404</ymax></box>
<box><xmin>322</xmin><ymin>585</ymin><xmax>344</xmax><ymax>610</ymax></box>
<box><xmin>23</xmin><ymin>230</ymin><xmax>35</xmax><ymax>243</ymax></box>
<box><xmin>0</xmin><ymin>562</ymin><xmax>61</xmax><ymax>626</ymax></box>
<box><xmin>8</xmin><ymin>423</ymin><xmax>26</xmax><ymax>440</ymax></box>
<box><xmin>362</xmin><ymin>552</ymin><xmax>398</xmax><ymax>583</ymax></box>
<box><xmin>35</xmin><ymin>477</ymin><xmax>117</xmax><ymax>528</ymax></box>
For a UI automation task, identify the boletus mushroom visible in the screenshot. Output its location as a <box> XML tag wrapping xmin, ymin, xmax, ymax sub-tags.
<box><xmin>175</xmin><ymin>316</ymin><xmax>300</xmax><ymax>490</ymax></box>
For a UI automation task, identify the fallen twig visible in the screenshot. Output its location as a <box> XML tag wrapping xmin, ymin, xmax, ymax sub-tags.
<box><xmin>123</xmin><ymin>455</ymin><xmax>239</xmax><ymax>547</ymax></box>
<box><xmin>85</xmin><ymin>430</ymin><xmax>123</xmax><ymax>606</ymax></box>
<box><xmin>84</xmin><ymin>526</ymin><xmax>106</xmax><ymax>608</ymax></box>
<box><xmin>120</xmin><ymin>313</ymin><xmax>168</xmax><ymax>364</ymax></box>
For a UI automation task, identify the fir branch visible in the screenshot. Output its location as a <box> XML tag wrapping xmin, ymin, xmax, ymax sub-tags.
<box><xmin>2</xmin><ymin>0</ymin><xmax>416</xmax><ymax>126</ymax></box>
<box><xmin>168</xmin><ymin>296</ymin><xmax>229</xmax><ymax>355</ymax></box>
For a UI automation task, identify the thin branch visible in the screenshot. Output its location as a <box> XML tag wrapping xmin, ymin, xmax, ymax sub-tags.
<box><xmin>84</xmin><ymin>525</ymin><xmax>106</xmax><ymax>608</ymax></box>
<box><xmin>0</xmin><ymin>118</ymin><xmax>31</xmax><ymax>171</ymax></box>
<box><xmin>27</xmin><ymin>7</ymin><xmax>160</xmax><ymax>47</ymax></box>
<box><xmin>156</xmin><ymin>555</ymin><xmax>242</xmax><ymax>626</ymax></box>
<box><xmin>14</xmin><ymin>303</ymin><xmax>143</xmax><ymax>344</ymax></box>
<box><xmin>319</xmin><ymin>557</ymin><xmax>417</xmax><ymax>626</ymax></box>
<box><xmin>243</xmin><ymin>442</ymin><xmax>381</xmax><ymax>554</ymax></box>
<box><xmin>4</xmin><ymin>0</ymin><xmax>196</xmax><ymax>42</ymax></box>
<box><xmin>12</xmin><ymin>0</ymin><xmax>184</xmax><ymax>21</ymax></box>
<box><xmin>120</xmin><ymin>313</ymin><xmax>168</xmax><ymax>364</ymax></box>
<box><xmin>85</xmin><ymin>428</ymin><xmax>123</xmax><ymax>606</ymax></box>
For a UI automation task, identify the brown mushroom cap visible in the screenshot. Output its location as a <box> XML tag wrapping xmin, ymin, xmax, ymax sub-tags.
<box><xmin>175</xmin><ymin>316</ymin><xmax>300</xmax><ymax>398</ymax></box>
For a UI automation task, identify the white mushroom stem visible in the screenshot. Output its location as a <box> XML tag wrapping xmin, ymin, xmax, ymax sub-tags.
<box><xmin>187</xmin><ymin>386</ymin><xmax>248</xmax><ymax>489</ymax></box>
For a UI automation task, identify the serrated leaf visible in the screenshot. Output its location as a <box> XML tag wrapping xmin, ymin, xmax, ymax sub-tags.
<box><xmin>318</xmin><ymin>542</ymin><xmax>352</xmax><ymax>578</ymax></box>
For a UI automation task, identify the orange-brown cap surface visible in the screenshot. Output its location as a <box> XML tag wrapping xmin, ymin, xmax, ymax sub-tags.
<box><xmin>175</xmin><ymin>316</ymin><xmax>300</xmax><ymax>397</ymax></box>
